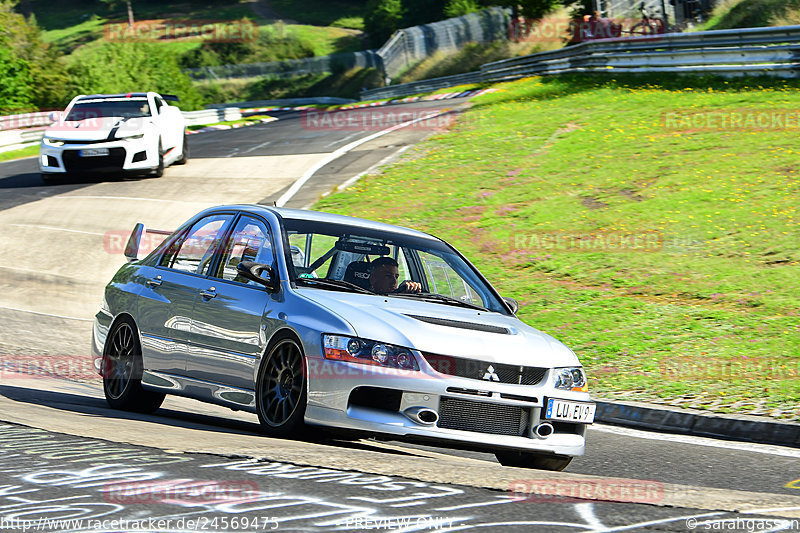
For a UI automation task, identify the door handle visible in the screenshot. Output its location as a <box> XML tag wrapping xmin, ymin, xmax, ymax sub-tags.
<box><xmin>146</xmin><ymin>276</ymin><xmax>162</xmax><ymax>287</ymax></box>
<box><xmin>200</xmin><ymin>287</ymin><xmax>216</xmax><ymax>299</ymax></box>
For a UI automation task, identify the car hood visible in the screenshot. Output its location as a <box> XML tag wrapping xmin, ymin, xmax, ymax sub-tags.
<box><xmin>44</xmin><ymin>116</ymin><xmax>148</xmax><ymax>141</ymax></box>
<box><xmin>295</xmin><ymin>289</ymin><xmax>579</xmax><ymax>368</ymax></box>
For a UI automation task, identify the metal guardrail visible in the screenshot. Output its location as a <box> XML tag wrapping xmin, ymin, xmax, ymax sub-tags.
<box><xmin>0</xmin><ymin>108</ymin><xmax>244</xmax><ymax>154</ymax></box>
<box><xmin>361</xmin><ymin>24</ymin><xmax>800</xmax><ymax>100</ymax></box>
<box><xmin>182</xmin><ymin>107</ymin><xmax>242</xmax><ymax>126</ymax></box>
<box><xmin>206</xmin><ymin>97</ymin><xmax>356</xmax><ymax>109</ymax></box>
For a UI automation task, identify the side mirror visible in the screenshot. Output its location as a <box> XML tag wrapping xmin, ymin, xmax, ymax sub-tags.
<box><xmin>237</xmin><ymin>261</ymin><xmax>278</xmax><ymax>291</ymax></box>
<box><xmin>124</xmin><ymin>223</ymin><xmax>145</xmax><ymax>262</ymax></box>
<box><xmin>502</xmin><ymin>296</ymin><xmax>519</xmax><ymax>314</ymax></box>
<box><xmin>48</xmin><ymin>111</ymin><xmax>62</xmax><ymax>122</ymax></box>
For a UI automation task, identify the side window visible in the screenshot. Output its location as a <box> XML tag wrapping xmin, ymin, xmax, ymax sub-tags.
<box><xmin>161</xmin><ymin>214</ymin><xmax>232</xmax><ymax>275</ymax></box>
<box><xmin>215</xmin><ymin>216</ymin><xmax>273</xmax><ymax>285</ymax></box>
<box><xmin>395</xmin><ymin>246</ymin><xmax>410</xmax><ymax>281</ymax></box>
<box><xmin>418</xmin><ymin>251</ymin><xmax>483</xmax><ymax>305</ymax></box>
<box><xmin>153</xmin><ymin>98</ymin><xmax>163</xmax><ymax>115</ymax></box>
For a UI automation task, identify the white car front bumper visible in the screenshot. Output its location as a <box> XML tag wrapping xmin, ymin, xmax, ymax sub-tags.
<box><xmin>40</xmin><ymin>137</ymin><xmax>159</xmax><ymax>175</ymax></box>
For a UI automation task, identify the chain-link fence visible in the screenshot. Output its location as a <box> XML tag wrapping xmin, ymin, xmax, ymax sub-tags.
<box><xmin>184</xmin><ymin>8</ymin><xmax>511</xmax><ymax>83</ymax></box>
<box><xmin>377</xmin><ymin>7</ymin><xmax>511</xmax><ymax>80</ymax></box>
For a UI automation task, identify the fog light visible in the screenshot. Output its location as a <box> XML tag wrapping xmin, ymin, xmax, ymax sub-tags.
<box><xmin>397</xmin><ymin>352</ymin><xmax>413</xmax><ymax>369</ymax></box>
<box><xmin>371</xmin><ymin>344</ymin><xmax>388</xmax><ymax>364</ymax></box>
<box><xmin>347</xmin><ymin>338</ymin><xmax>361</xmax><ymax>355</ymax></box>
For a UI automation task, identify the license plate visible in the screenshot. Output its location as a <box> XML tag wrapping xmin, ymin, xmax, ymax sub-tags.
<box><xmin>79</xmin><ymin>148</ymin><xmax>109</xmax><ymax>157</ymax></box>
<box><xmin>545</xmin><ymin>398</ymin><xmax>596</xmax><ymax>423</ymax></box>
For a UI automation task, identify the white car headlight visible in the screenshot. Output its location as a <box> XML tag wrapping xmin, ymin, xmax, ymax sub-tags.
<box><xmin>42</xmin><ymin>136</ymin><xmax>65</xmax><ymax>147</ymax></box>
<box><xmin>323</xmin><ymin>334</ymin><xmax>419</xmax><ymax>370</ymax></box>
<box><xmin>116</xmin><ymin>133</ymin><xmax>144</xmax><ymax>141</ymax></box>
<box><xmin>554</xmin><ymin>366</ymin><xmax>588</xmax><ymax>392</ymax></box>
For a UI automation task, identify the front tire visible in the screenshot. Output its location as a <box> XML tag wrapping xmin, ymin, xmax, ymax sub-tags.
<box><xmin>102</xmin><ymin>318</ymin><xmax>165</xmax><ymax>413</ymax></box>
<box><xmin>152</xmin><ymin>140</ymin><xmax>164</xmax><ymax>177</ymax></box>
<box><xmin>495</xmin><ymin>450</ymin><xmax>573</xmax><ymax>471</ymax></box>
<box><xmin>256</xmin><ymin>334</ymin><xmax>307</xmax><ymax>438</ymax></box>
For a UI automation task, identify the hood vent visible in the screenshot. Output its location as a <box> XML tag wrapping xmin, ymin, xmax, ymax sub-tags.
<box><xmin>405</xmin><ymin>314</ymin><xmax>510</xmax><ymax>335</ymax></box>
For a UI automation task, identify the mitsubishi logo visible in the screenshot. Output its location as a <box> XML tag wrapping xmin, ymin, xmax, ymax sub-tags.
<box><xmin>482</xmin><ymin>365</ymin><xmax>500</xmax><ymax>382</ymax></box>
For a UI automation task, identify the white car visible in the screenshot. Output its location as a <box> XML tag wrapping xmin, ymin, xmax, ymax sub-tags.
<box><xmin>40</xmin><ymin>92</ymin><xmax>187</xmax><ymax>182</ymax></box>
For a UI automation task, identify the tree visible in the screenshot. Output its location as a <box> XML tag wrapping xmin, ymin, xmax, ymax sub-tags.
<box><xmin>364</xmin><ymin>0</ymin><xmax>404</xmax><ymax>47</ymax></box>
<box><xmin>0</xmin><ymin>1</ymin><xmax>71</xmax><ymax>111</ymax></box>
<box><xmin>68</xmin><ymin>42</ymin><xmax>203</xmax><ymax>110</ymax></box>
<box><xmin>444</xmin><ymin>0</ymin><xmax>482</xmax><ymax>18</ymax></box>
<box><xmin>100</xmin><ymin>0</ymin><xmax>135</xmax><ymax>27</ymax></box>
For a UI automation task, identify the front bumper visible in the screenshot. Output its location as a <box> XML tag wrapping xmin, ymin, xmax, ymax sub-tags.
<box><xmin>40</xmin><ymin>137</ymin><xmax>158</xmax><ymax>175</ymax></box>
<box><xmin>304</xmin><ymin>356</ymin><xmax>592</xmax><ymax>457</ymax></box>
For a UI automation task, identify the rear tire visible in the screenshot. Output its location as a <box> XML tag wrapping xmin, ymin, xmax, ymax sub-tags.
<box><xmin>495</xmin><ymin>450</ymin><xmax>573</xmax><ymax>471</ymax></box>
<box><xmin>175</xmin><ymin>134</ymin><xmax>188</xmax><ymax>165</ymax></box>
<box><xmin>102</xmin><ymin>318</ymin><xmax>165</xmax><ymax>413</ymax></box>
<box><xmin>255</xmin><ymin>334</ymin><xmax>307</xmax><ymax>438</ymax></box>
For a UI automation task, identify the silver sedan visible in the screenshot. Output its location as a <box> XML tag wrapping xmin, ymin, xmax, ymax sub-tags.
<box><xmin>92</xmin><ymin>205</ymin><xmax>595</xmax><ymax>470</ymax></box>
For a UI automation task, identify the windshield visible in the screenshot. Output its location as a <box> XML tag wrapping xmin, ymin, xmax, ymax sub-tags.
<box><xmin>281</xmin><ymin>218</ymin><xmax>508</xmax><ymax>314</ymax></box>
<box><xmin>65</xmin><ymin>99</ymin><xmax>151</xmax><ymax>120</ymax></box>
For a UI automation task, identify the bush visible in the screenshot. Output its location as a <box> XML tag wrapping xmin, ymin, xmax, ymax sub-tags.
<box><xmin>179</xmin><ymin>22</ymin><xmax>317</xmax><ymax>69</ymax></box>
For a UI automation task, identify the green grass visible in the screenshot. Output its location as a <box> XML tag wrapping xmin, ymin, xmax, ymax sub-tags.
<box><xmin>315</xmin><ymin>74</ymin><xmax>800</xmax><ymax>419</ymax></box>
<box><xmin>0</xmin><ymin>145</ymin><xmax>38</xmax><ymax>163</ymax></box>
<box><xmin>36</xmin><ymin>1</ymin><xmax>362</xmax><ymax>61</ymax></box>
<box><xmin>696</xmin><ymin>0</ymin><xmax>800</xmax><ymax>30</ymax></box>
<box><xmin>270</xmin><ymin>0</ymin><xmax>365</xmax><ymax>30</ymax></box>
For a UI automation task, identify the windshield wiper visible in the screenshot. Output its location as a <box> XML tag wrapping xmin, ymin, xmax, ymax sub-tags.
<box><xmin>295</xmin><ymin>277</ymin><xmax>374</xmax><ymax>294</ymax></box>
<box><xmin>391</xmin><ymin>292</ymin><xmax>488</xmax><ymax>311</ymax></box>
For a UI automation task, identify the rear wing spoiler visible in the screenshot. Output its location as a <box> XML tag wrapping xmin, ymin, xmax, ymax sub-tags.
<box><xmin>162</xmin><ymin>94</ymin><xmax>180</xmax><ymax>102</ymax></box>
<box><xmin>124</xmin><ymin>223</ymin><xmax>172</xmax><ymax>262</ymax></box>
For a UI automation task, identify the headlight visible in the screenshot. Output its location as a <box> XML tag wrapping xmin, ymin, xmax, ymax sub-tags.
<box><xmin>116</xmin><ymin>133</ymin><xmax>144</xmax><ymax>141</ymax></box>
<box><xmin>554</xmin><ymin>367</ymin><xmax>587</xmax><ymax>392</ymax></box>
<box><xmin>42</xmin><ymin>137</ymin><xmax>65</xmax><ymax>147</ymax></box>
<box><xmin>323</xmin><ymin>334</ymin><xmax>419</xmax><ymax>370</ymax></box>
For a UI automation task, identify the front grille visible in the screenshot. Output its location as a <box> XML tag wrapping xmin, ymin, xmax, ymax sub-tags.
<box><xmin>62</xmin><ymin>147</ymin><xmax>126</xmax><ymax>172</ymax></box>
<box><xmin>61</xmin><ymin>139</ymin><xmax>113</xmax><ymax>144</ymax></box>
<box><xmin>424</xmin><ymin>353</ymin><xmax>548</xmax><ymax>386</ymax></box>
<box><xmin>437</xmin><ymin>397</ymin><xmax>528</xmax><ymax>436</ymax></box>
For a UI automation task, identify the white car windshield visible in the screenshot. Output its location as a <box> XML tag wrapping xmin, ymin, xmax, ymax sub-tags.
<box><xmin>65</xmin><ymin>99</ymin><xmax>151</xmax><ymax>120</ymax></box>
<box><xmin>282</xmin><ymin>218</ymin><xmax>507</xmax><ymax>314</ymax></box>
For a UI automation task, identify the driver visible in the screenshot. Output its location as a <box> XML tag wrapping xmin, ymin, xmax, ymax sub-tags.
<box><xmin>368</xmin><ymin>256</ymin><xmax>421</xmax><ymax>294</ymax></box>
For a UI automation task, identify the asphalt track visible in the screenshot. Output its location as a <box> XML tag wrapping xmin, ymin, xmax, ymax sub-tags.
<box><xmin>0</xmin><ymin>99</ymin><xmax>799</xmax><ymax>531</ymax></box>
